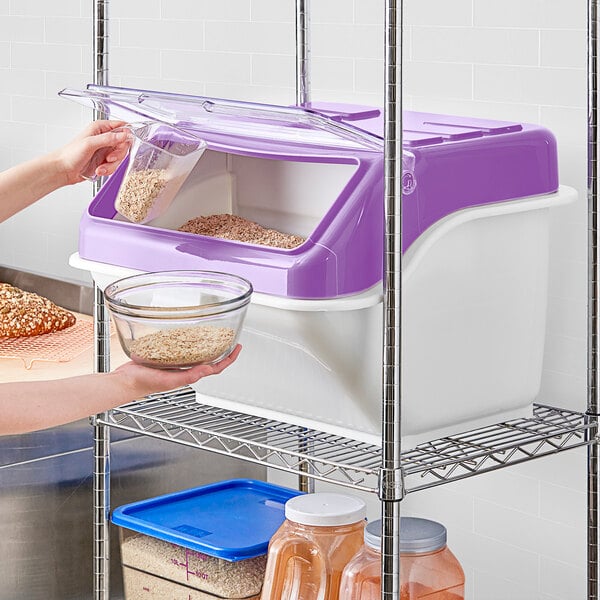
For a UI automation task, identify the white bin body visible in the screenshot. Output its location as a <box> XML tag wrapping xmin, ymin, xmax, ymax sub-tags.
<box><xmin>75</xmin><ymin>186</ymin><xmax>575</xmax><ymax>448</ymax></box>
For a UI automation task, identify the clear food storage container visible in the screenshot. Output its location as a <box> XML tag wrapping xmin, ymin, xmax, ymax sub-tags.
<box><xmin>260</xmin><ymin>492</ymin><xmax>367</xmax><ymax>600</ymax></box>
<box><xmin>114</xmin><ymin>120</ymin><xmax>206</xmax><ymax>224</ymax></box>
<box><xmin>111</xmin><ymin>479</ymin><xmax>301</xmax><ymax>600</ymax></box>
<box><xmin>104</xmin><ymin>270</ymin><xmax>252</xmax><ymax>369</ymax></box>
<box><xmin>339</xmin><ymin>517</ymin><xmax>465</xmax><ymax>600</ymax></box>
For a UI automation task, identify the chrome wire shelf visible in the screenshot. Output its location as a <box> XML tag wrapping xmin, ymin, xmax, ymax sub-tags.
<box><xmin>402</xmin><ymin>404</ymin><xmax>594</xmax><ymax>493</ymax></box>
<box><xmin>98</xmin><ymin>390</ymin><xmax>595</xmax><ymax>495</ymax></box>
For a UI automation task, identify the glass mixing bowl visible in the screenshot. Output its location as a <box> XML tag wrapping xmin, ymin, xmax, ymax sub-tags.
<box><xmin>104</xmin><ymin>270</ymin><xmax>252</xmax><ymax>369</ymax></box>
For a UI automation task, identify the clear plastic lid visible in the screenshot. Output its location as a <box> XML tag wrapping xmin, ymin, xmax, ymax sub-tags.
<box><xmin>284</xmin><ymin>493</ymin><xmax>367</xmax><ymax>526</ymax></box>
<box><xmin>364</xmin><ymin>517</ymin><xmax>447</xmax><ymax>554</ymax></box>
<box><xmin>59</xmin><ymin>85</ymin><xmax>384</xmax><ymax>152</ymax></box>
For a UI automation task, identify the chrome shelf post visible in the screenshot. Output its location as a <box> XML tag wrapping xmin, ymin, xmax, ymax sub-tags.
<box><xmin>92</xmin><ymin>3</ymin><xmax>111</xmax><ymax>600</ymax></box>
<box><xmin>588</xmin><ymin>1</ymin><xmax>600</xmax><ymax>598</ymax></box>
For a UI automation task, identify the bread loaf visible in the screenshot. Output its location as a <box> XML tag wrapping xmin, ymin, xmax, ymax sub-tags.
<box><xmin>0</xmin><ymin>283</ymin><xmax>76</xmax><ymax>337</ymax></box>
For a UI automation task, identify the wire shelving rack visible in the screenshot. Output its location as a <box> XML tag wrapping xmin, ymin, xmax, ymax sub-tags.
<box><xmin>89</xmin><ymin>1</ymin><xmax>600</xmax><ymax>599</ymax></box>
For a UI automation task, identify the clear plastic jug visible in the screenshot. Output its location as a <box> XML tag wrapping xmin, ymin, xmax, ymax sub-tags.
<box><xmin>113</xmin><ymin>121</ymin><xmax>206</xmax><ymax>224</ymax></box>
<box><xmin>260</xmin><ymin>492</ymin><xmax>367</xmax><ymax>600</ymax></box>
<box><xmin>339</xmin><ymin>517</ymin><xmax>465</xmax><ymax>600</ymax></box>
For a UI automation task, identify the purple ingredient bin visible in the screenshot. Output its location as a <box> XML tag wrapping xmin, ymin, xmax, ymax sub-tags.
<box><xmin>65</xmin><ymin>86</ymin><xmax>558</xmax><ymax>299</ymax></box>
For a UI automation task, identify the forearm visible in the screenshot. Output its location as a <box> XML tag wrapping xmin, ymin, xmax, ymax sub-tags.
<box><xmin>0</xmin><ymin>152</ymin><xmax>68</xmax><ymax>223</ymax></box>
<box><xmin>0</xmin><ymin>371</ymin><xmax>136</xmax><ymax>435</ymax></box>
<box><xmin>0</xmin><ymin>345</ymin><xmax>241</xmax><ymax>436</ymax></box>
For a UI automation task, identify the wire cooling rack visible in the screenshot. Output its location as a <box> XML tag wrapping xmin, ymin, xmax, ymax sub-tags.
<box><xmin>0</xmin><ymin>320</ymin><xmax>96</xmax><ymax>369</ymax></box>
<box><xmin>98</xmin><ymin>389</ymin><xmax>595</xmax><ymax>495</ymax></box>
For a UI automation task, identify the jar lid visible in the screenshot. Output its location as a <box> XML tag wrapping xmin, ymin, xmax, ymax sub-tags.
<box><xmin>364</xmin><ymin>517</ymin><xmax>447</xmax><ymax>554</ymax></box>
<box><xmin>284</xmin><ymin>493</ymin><xmax>367</xmax><ymax>526</ymax></box>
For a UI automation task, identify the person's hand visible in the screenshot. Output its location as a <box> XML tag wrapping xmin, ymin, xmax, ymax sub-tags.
<box><xmin>113</xmin><ymin>344</ymin><xmax>242</xmax><ymax>400</ymax></box>
<box><xmin>52</xmin><ymin>120</ymin><xmax>132</xmax><ymax>185</ymax></box>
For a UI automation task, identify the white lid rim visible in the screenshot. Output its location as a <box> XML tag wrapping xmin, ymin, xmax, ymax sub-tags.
<box><xmin>284</xmin><ymin>493</ymin><xmax>367</xmax><ymax>527</ymax></box>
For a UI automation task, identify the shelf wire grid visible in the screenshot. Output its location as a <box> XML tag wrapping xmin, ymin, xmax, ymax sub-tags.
<box><xmin>403</xmin><ymin>404</ymin><xmax>595</xmax><ymax>493</ymax></box>
<box><xmin>98</xmin><ymin>390</ymin><xmax>596</xmax><ymax>494</ymax></box>
<box><xmin>0</xmin><ymin>320</ymin><xmax>97</xmax><ymax>369</ymax></box>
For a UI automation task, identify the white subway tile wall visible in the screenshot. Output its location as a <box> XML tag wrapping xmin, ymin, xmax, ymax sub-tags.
<box><xmin>0</xmin><ymin>1</ymin><xmax>588</xmax><ymax>597</ymax></box>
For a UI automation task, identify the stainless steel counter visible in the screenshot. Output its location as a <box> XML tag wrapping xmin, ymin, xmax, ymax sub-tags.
<box><xmin>0</xmin><ymin>426</ymin><xmax>263</xmax><ymax>599</ymax></box>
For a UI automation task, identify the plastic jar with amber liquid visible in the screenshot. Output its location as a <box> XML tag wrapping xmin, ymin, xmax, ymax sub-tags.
<box><xmin>260</xmin><ymin>492</ymin><xmax>367</xmax><ymax>600</ymax></box>
<box><xmin>339</xmin><ymin>517</ymin><xmax>465</xmax><ymax>600</ymax></box>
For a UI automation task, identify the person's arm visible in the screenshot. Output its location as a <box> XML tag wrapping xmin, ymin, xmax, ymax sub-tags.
<box><xmin>0</xmin><ymin>120</ymin><xmax>130</xmax><ymax>223</ymax></box>
<box><xmin>0</xmin><ymin>345</ymin><xmax>241</xmax><ymax>436</ymax></box>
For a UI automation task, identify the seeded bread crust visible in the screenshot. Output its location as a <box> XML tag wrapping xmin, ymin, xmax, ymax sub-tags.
<box><xmin>0</xmin><ymin>283</ymin><xmax>77</xmax><ymax>337</ymax></box>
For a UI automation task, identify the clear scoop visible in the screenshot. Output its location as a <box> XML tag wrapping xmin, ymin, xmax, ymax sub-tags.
<box><xmin>93</xmin><ymin>121</ymin><xmax>207</xmax><ymax>224</ymax></box>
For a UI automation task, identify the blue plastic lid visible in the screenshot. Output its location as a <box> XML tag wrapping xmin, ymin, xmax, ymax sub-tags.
<box><xmin>111</xmin><ymin>478</ymin><xmax>301</xmax><ymax>562</ymax></box>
